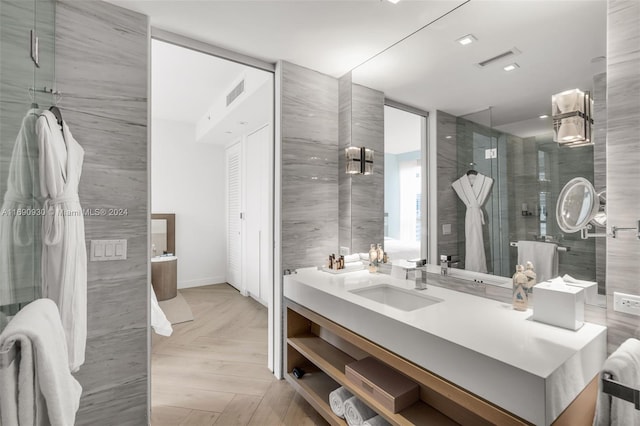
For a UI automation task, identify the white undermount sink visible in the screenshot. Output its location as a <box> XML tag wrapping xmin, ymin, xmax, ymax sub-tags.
<box><xmin>349</xmin><ymin>284</ymin><xmax>443</xmax><ymax>312</ymax></box>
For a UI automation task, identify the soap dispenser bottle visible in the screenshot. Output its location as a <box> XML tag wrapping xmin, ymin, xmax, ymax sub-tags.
<box><xmin>523</xmin><ymin>261</ymin><xmax>537</xmax><ymax>294</ymax></box>
<box><xmin>369</xmin><ymin>244</ymin><xmax>377</xmax><ymax>273</ymax></box>
<box><xmin>512</xmin><ymin>264</ymin><xmax>528</xmax><ymax>311</ymax></box>
<box><xmin>376</xmin><ymin>244</ymin><xmax>384</xmax><ymax>265</ymax></box>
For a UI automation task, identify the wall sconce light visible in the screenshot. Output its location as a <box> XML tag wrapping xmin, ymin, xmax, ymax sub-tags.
<box><xmin>552</xmin><ymin>89</ymin><xmax>594</xmax><ymax>147</ymax></box>
<box><xmin>345</xmin><ymin>146</ymin><xmax>374</xmax><ymax>175</ymax></box>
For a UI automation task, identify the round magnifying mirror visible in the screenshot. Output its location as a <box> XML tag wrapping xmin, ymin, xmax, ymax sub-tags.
<box><xmin>556</xmin><ymin>177</ymin><xmax>603</xmax><ymax>233</ymax></box>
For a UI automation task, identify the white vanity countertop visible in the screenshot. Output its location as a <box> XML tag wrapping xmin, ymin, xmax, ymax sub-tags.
<box><xmin>284</xmin><ymin>267</ymin><xmax>607</xmax><ymax>425</ymax></box>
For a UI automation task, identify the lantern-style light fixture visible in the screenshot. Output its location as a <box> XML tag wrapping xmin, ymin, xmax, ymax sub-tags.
<box><xmin>345</xmin><ymin>147</ymin><xmax>374</xmax><ymax>175</ymax></box>
<box><xmin>552</xmin><ymin>89</ymin><xmax>594</xmax><ymax>147</ymax></box>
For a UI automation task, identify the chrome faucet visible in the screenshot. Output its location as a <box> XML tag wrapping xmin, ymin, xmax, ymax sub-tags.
<box><xmin>440</xmin><ymin>255</ymin><xmax>449</xmax><ymax>276</ymax></box>
<box><xmin>413</xmin><ymin>259</ymin><xmax>428</xmax><ymax>290</ymax></box>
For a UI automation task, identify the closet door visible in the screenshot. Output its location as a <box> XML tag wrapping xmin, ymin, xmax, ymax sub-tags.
<box><xmin>244</xmin><ymin>125</ymin><xmax>270</xmax><ymax>304</ymax></box>
<box><xmin>226</xmin><ymin>142</ymin><xmax>242</xmax><ymax>291</ymax></box>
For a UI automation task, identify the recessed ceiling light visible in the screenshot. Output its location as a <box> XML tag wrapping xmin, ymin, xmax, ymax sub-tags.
<box><xmin>445</xmin><ymin>136</ymin><xmax>452</xmax><ymax>139</ymax></box>
<box><xmin>387</xmin><ymin>0</ymin><xmax>400</xmax><ymax>4</ymax></box>
<box><xmin>239</xmin><ymin>121</ymin><xmax>248</xmax><ymax>125</ymax></box>
<box><xmin>503</xmin><ymin>63</ymin><xmax>519</xmax><ymax>72</ymax></box>
<box><xmin>539</xmin><ymin>114</ymin><xmax>549</xmax><ymax>119</ymax></box>
<box><xmin>225</xmin><ymin>131</ymin><xmax>233</xmax><ymax>134</ymax></box>
<box><xmin>456</xmin><ymin>34</ymin><xmax>477</xmax><ymax>46</ymax></box>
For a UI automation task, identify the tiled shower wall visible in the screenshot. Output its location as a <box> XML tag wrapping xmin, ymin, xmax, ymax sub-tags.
<box><xmin>56</xmin><ymin>1</ymin><xmax>149</xmax><ymax>424</ymax></box>
<box><xmin>280</xmin><ymin>61</ymin><xmax>339</xmax><ymax>271</ymax></box>
<box><xmin>605</xmin><ymin>0</ymin><xmax>640</xmax><ymax>353</ymax></box>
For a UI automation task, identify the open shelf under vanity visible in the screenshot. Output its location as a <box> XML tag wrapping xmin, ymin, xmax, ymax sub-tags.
<box><xmin>284</xmin><ymin>300</ymin><xmax>535</xmax><ymax>426</ymax></box>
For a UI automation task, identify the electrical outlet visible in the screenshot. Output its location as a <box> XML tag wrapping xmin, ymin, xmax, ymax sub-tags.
<box><xmin>613</xmin><ymin>292</ymin><xmax>640</xmax><ymax>316</ymax></box>
<box><xmin>339</xmin><ymin>246</ymin><xmax>350</xmax><ymax>256</ymax></box>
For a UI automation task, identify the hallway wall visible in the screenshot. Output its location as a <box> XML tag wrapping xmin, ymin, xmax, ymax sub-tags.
<box><xmin>151</xmin><ymin>118</ymin><xmax>226</xmax><ymax>288</ymax></box>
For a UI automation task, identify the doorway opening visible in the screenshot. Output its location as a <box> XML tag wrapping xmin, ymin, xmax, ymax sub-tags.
<box><xmin>149</xmin><ymin>38</ymin><xmax>278</xmax><ymax>422</ymax></box>
<box><xmin>383</xmin><ymin>105</ymin><xmax>428</xmax><ymax>261</ymax></box>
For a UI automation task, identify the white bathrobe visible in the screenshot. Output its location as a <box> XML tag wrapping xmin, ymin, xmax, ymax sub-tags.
<box><xmin>0</xmin><ymin>109</ymin><xmax>42</xmax><ymax>307</ymax></box>
<box><xmin>452</xmin><ymin>173</ymin><xmax>493</xmax><ymax>274</ymax></box>
<box><xmin>37</xmin><ymin>110</ymin><xmax>87</xmax><ymax>372</ymax></box>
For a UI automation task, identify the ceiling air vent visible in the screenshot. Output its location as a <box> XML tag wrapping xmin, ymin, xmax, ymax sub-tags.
<box><xmin>226</xmin><ymin>79</ymin><xmax>245</xmax><ymax>106</ymax></box>
<box><xmin>477</xmin><ymin>48</ymin><xmax>520</xmax><ymax>68</ymax></box>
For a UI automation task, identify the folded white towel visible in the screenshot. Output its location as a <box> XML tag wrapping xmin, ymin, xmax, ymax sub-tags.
<box><xmin>363</xmin><ymin>415</ymin><xmax>390</xmax><ymax>426</ymax></box>
<box><xmin>344</xmin><ymin>261</ymin><xmax>363</xmax><ymax>269</ymax></box>
<box><xmin>594</xmin><ymin>338</ymin><xmax>640</xmax><ymax>426</ymax></box>
<box><xmin>0</xmin><ymin>299</ymin><xmax>82</xmax><ymax>426</ymax></box>
<box><xmin>329</xmin><ymin>386</ymin><xmax>353</xmax><ymax>418</ymax></box>
<box><xmin>344</xmin><ymin>396</ymin><xmax>377</xmax><ymax>426</ymax></box>
<box><xmin>344</xmin><ymin>254</ymin><xmax>361</xmax><ymax>263</ymax></box>
<box><xmin>358</xmin><ymin>253</ymin><xmax>369</xmax><ymax>261</ymax></box>
<box><xmin>517</xmin><ymin>241</ymin><xmax>558</xmax><ymax>283</ymax></box>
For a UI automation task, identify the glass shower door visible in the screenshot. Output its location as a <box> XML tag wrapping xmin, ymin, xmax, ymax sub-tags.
<box><xmin>0</xmin><ymin>0</ymin><xmax>56</xmax><ymax>329</ymax></box>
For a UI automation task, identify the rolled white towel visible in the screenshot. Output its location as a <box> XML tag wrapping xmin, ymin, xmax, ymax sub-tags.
<box><xmin>363</xmin><ymin>415</ymin><xmax>390</xmax><ymax>426</ymax></box>
<box><xmin>358</xmin><ymin>253</ymin><xmax>369</xmax><ymax>261</ymax></box>
<box><xmin>344</xmin><ymin>396</ymin><xmax>377</xmax><ymax>426</ymax></box>
<box><xmin>344</xmin><ymin>261</ymin><xmax>363</xmax><ymax>269</ymax></box>
<box><xmin>344</xmin><ymin>254</ymin><xmax>361</xmax><ymax>263</ymax></box>
<box><xmin>328</xmin><ymin>386</ymin><xmax>352</xmax><ymax>418</ymax></box>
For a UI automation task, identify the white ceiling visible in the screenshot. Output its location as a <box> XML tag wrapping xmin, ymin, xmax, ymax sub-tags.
<box><xmin>106</xmin><ymin>0</ymin><xmax>467</xmax><ymax>77</ymax></box>
<box><xmin>152</xmin><ymin>39</ymin><xmax>249</xmax><ymax>124</ymax></box>
<box><xmin>353</xmin><ymin>0</ymin><xmax>607</xmax><ymax>137</ymax></box>
<box><xmin>124</xmin><ymin>0</ymin><xmax>606</xmax><ymax>140</ymax></box>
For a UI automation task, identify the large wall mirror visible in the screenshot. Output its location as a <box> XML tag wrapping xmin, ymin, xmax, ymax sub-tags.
<box><xmin>352</xmin><ymin>1</ymin><xmax>606</xmax><ymax>299</ymax></box>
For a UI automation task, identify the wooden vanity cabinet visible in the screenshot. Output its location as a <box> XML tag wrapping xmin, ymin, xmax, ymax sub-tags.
<box><xmin>284</xmin><ymin>299</ymin><xmax>597</xmax><ymax>426</ymax></box>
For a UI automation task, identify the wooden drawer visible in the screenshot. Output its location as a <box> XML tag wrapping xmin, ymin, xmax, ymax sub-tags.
<box><xmin>345</xmin><ymin>357</ymin><xmax>419</xmax><ymax>413</ymax></box>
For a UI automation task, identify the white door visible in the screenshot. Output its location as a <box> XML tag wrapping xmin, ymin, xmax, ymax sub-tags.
<box><xmin>244</xmin><ymin>125</ymin><xmax>271</xmax><ymax>304</ymax></box>
<box><xmin>226</xmin><ymin>142</ymin><xmax>242</xmax><ymax>291</ymax></box>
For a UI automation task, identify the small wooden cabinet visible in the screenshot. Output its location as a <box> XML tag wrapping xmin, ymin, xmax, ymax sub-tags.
<box><xmin>151</xmin><ymin>258</ymin><xmax>177</xmax><ymax>301</ymax></box>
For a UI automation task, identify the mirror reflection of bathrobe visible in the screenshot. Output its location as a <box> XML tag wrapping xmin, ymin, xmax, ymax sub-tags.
<box><xmin>0</xmin><ymin>109</ymin><xmax>42</xmax><ymax>308</ymax></box>
<box><xmin>452</xmin><ymin>173</ymin><xmax>493</xmax><ymax>273</ymax></box>
<box><xmin>38</xmin><ymin>110</ymin><xmax>86</xmax><ymax>372</ymax></box>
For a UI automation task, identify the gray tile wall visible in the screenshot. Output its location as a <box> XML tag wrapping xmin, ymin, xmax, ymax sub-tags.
<box><xmin>605</xmin><ymin>0</ymin><xmax>640</xmax><ymax>353</ymax></box>
<box><xmin>338</xmin><ymin>73</ymin><xmax>352</xmax><ymax>252</ymax></box>
<box><xmin>56</xmin><ymin>1</ymin><xmax>149</xmax><ymax>424</ymax></box>
<box><xmin>280</xmin><ymin>62</ymin><xmax>339</xmax><ymax>271</ymax></box>
<box><xmin>338</xmin><ymin>75</ymin><xmax>384</xmax><ymax>255</ymax></box>
<box><xmin>350</xmin><ymin>84</ymin><xmax>384</xmax><ymax>254</ymax></box>
<box><xmin>436</xmin><ymin>111</ymin><xmax>459</xmax><ymax>259</ymax></box>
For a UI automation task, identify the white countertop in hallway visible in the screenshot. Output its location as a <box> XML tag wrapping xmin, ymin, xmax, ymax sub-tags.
<box><xmin>284</xmin><ymin>267</ymin><xmax>607</xmax><ymax>425</ymax></box>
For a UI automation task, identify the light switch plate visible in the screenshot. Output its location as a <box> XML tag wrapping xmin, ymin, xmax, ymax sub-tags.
<box><xmin>90</xmin><ymin>239</ymin><xmax>127</xmax><ymax>261</ymax></box>
<box><xmin>614</xmin><ymin>292</ymin><xmax>640</xmax><ymax>316</ymax></box>
<box><xmin>442</xmin><ymin>224</ymin><xmax>452</xmax><ymax>235</ymax></box>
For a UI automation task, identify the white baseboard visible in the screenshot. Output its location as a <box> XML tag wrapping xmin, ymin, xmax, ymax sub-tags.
<box><xmin>178</xmin><ymin>276</ymin><xmax>227</xmax><ymax>289</ymax></box>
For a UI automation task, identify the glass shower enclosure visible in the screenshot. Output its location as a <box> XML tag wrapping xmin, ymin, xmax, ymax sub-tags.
<box><xmin>0</xmin><ymin>0</ymin><xmax>56</xmax><ymax>331</ymax></box>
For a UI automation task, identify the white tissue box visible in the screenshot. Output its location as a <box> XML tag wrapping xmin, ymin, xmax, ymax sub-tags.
<box><xmin>533</xmin><ymin>282</ymin><xmax>584</xmax><ymax>330</ymax></box>
<box><xmin>563</xmin><ymin>276</ymin><xmax>598</xmax><ymax>305</ymax></box>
